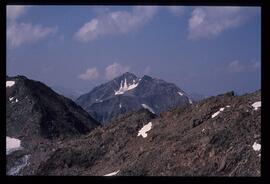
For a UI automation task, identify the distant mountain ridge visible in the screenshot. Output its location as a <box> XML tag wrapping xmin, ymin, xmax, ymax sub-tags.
<box><xmin>51</xmin><ymin>86</ymin><xmax>83</xmax><ymax>101</ymax></box>
<box><xmin>189</xmin><ymin>92</ymin><xmax>209</xmax><ymax>102</ymax></box>
<box><xmin>76</xmin><ymin>72</ymin><xmax>192</xmax><ymax>124</ymax></box>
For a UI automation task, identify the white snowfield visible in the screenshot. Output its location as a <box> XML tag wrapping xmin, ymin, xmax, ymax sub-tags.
<box><xmin>115</xmin><ymin>78</ymin><xmax>139</xmax><ymax>95</ymax></box>
<box><xmin>252</xmin><ymin>101</ymin><xmax>261</xmax><ymax>110</ymax></box>
<box><xmin>7</xmin><ymin>154</ymin><xmax>30</xmax><ymax>175</ymax></box>
<box><xmin>119</xmin><ymin>103</ymin><xmax>122</xmax><ymax>108</ymax></box>
<box><xmin>6</xmin><ymin>81</ymin><xmax>16</xmax><ymax>87</ymax></box>
<box><xmin>9</xmin><ymin>97</ymin><xmax>14</xmax><ymax>101</ymax></box>
<box><xmin>141</xmin><ymin>104</ymin><xmax>155</xmax><ymax>114</ymax></box>
<box><xmin>137</xmin><ymin>122</ymin><xmax>152</xmax><ymax>138</ymax></box>
<box><xmin>189</xmin><ymin>98</ymin><xmax>193</xmax><ymax>104</ymax></box>
<box><xmin>104</xmin><ymin>170</ymin><xmax>120</xmax><ymax>176</ymax></box>
<box><xmin>252</xmin><ymin>142</ymin><xmax>261</xmax><ymax>151</ymax></box>
<box><xmin>211</xmin><ymin>107</ymin><xmax>225</xmax><ymax>119</ymax></box>
<box><xmin>6</xmin><ymin>137</ymin><xmax>22</xmax><ymax>155</ymax></box>
<box><xmin>178</xmin><ymin>92</ymin><xmax>183</xmax><ymax>96</ymax></box>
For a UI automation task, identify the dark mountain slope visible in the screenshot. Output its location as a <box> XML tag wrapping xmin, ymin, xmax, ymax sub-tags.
<box><xmin>6</xmin><ymin>75</ymin><xmax>100</xmax><ymax>140</ymax></box>
<box><xmin>31</xmin><ymin>90</ymin><xmax>260</xmax><ymax>176</ymax></box>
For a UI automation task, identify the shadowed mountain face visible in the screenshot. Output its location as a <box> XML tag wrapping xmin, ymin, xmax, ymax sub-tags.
<box><xmin>6</xmin><ymin>75</ymin><xmax>100</xmax><ymax>140</ymax></box>
<box><xmin>22</xmin><ymin>90</ymin><xmax>260</xmax><ymax>176</ymax></box>
<box><xmin>76</xmin><ymin>72</ymin><xmax>192</xmax><ymax>124</ymax></box>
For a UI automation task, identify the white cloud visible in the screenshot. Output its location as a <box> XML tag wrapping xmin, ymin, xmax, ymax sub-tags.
<box><xmin>228</xmin><ymin>60</ymin><xmax>260</xmax><ymax>72</ymax></box>
<box><xmin>78</xmin><ymin>68</ymin><xmax>99</xmax><ymax>80</ymax></box>
<box><xmin>7</xmin><ymin>22</ymin><xmax>57</xmax><ymax>48</ymax></box>
<box><xmin>7</xmin><ymin>5</ymin><xmax>30</xmax><ymax>21</ymax></box>
<box><xmin>105</xmin><ymin>62</ymin><xmax>130</xmax><ymax>79</ymax></box>
<box><xmin>74</xmin><ymin>6</ymin><xmax>158</xmax><ymax>42</ymax></box>
<box><xmin>188</xmin><ymin>7</ymin><xmax>257</xmax><ymax>40</ymax></box>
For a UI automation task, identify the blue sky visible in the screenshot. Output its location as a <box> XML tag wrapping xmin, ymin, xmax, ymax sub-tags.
<box><xmin>6</xmin><ymin>6</ymin><xmax>261</xmax><ymax>96</ymax></box>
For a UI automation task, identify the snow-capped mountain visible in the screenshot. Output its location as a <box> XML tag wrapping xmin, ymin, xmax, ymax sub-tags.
<box><xmin>76</xmin><ymin>72</ymin><xmax>192</xmax><ymax>124</ymax></box>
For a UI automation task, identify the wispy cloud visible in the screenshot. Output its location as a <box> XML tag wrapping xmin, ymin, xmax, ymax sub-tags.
<box><xmin>105</xmin><ymin>62</ymin><xmax>130</xmax><ymax>79</ymax></box>
<box><xmin>188</xmin><ymin>7</ymin><xmax>257</xmax><ymax>40</ymax></box>
<box><xmin>74</xmin><ymin>6</ymin><xmax>158</xmax><ymax>42</ymax></box>
<box><xmin>166</xmin><ymin>6</ymin><xmax>186</xmax><ymax>17</ymax></box>
<box><xmin>7</xmin><ymin>5</ymin><xmax>30</xmax><ymax>21</ymax></box>
<box><xmin>78</xmin><ymin>68</ymin><xmax>99</xmax><ymax>80</ymax></box>
<box><xmin>7</xmin><ymin>22</ymin><xmax>57</xmax><ymax>48</ymax></box>
<box><xmin>228</xmin><ymin>60</ymin><xmax>260</xmax><ymax>72</ymax></box>
<box><xmin>7</xmin><ymin>5</ymin><xmax>57</xmax><ymax>49</ymax></box>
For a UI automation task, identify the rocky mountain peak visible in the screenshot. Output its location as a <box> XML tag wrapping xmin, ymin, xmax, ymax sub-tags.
<box><xmin>76</xmin><ymin>73</ymin><xmax>190</xmax><ymax>124</ymax></box>
<box><xmin>6</xmin><ymin>75</ymin><xmax>100</xmax><ymax>140</ymax></box>
<box><xmin>119</xmin><ymin>72</ymin><xmax>137</xmax><ymax>78</ymax></box>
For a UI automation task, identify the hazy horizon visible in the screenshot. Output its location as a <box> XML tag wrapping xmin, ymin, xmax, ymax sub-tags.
<box><xmin>6</xmin><ymin>5</ymin><xmax>261</xmax><ymax>96</ymax></box>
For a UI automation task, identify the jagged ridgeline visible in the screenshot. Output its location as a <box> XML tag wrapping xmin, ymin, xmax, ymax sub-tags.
<box><xmin>76</xmin><ymin>72</ymin><xmax>193</xmax><ymax>124</ymax></box>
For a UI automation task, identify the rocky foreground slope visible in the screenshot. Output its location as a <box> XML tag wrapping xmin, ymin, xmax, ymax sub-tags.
<box><xmin>10</xmin><ymin>89</ymin><xmax>260</xmax><ymax>176</ymax></box>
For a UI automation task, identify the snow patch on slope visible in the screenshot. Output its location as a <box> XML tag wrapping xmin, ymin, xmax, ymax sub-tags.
<box><xmin>6</xmin><ymin>81</ymin><xmax>15</xmax><ymax>87</ymax></box>
<box><xmin>138</xmin><ymin>122</ymin><xmax>152</xmax><ymax>138</ymax></box>
<box><xmin>211</xmin><ymin>107</ymin><xmax>225</xmax><ymax>119</ymax></box>
<box><xmin>6</xmin><ymin>137</ymin><xmax>22</xmax><ymax>155</ymax></box>
<box><xmin>115</xmin><ymin>78</ymin><xmax>139</xmax><ymax>95</ymax></box>
<box><xmin>252</xmin><ymin>142</ymin><xmax>261</xmax><ymax>151</ymax></box>
<box><xmin>9</xmin><ymin>97</ymin><xmax>19</xmax><ymax>103</ymax></box>
<box><xmin>252</xmin><ymin>101</ymin><xmax>261</xmax><ymax>110</ymax></box>
<box><xmin>104</xmin><ymin>170</ymin><xmax>120</xmax><ymax>176</ymax></box>
<box><xmin>178</xmin><ymin>92</ymin><xmax>183</xmax><ymax>96</ymax></box>
<box><xmin>95</xmin><ymin>99</ymin><xmax>103</xmax><ymax>103</ymax></box>
<box><xmin>141</xmin><ymin>104</ymin><xmax>155</xmax><ymax>114</ymax></box>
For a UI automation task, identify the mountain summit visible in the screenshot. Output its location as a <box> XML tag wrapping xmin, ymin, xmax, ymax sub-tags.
<box><xmin>76</xmin><ymin>72</ymin><xmax>192</xmax><ymax>124</ymax></box>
